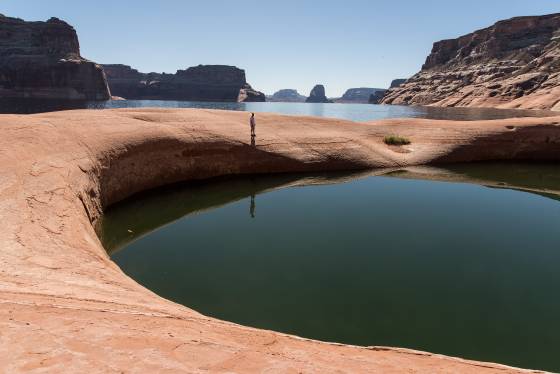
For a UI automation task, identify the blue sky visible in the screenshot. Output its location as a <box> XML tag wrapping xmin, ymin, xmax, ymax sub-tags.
<box><xmin>2</xmin><ymin>1</ymin><xmax>559</xmax><ymax>96</ymax></box>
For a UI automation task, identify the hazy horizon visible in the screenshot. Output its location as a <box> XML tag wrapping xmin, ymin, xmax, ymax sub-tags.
<box><xmin>2</xmin><ymin>1</ymin><xmax>559</xmax><ymax>96</ymax></box>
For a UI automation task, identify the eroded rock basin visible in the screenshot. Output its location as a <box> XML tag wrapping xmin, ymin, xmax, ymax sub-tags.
<box><xmin>101</xmin><ymin>162</ymin><xmax>560</xmax><ymax>372</ymax></box>
<box><xmin>5</xmin><ymin>108</ymin><xmax>560</xmax><ymax>372</ymax></box>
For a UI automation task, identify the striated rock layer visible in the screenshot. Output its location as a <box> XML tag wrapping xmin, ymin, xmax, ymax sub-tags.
<box><xmin>1</xmin><ymin>108</ymin><xmax>559</xmax><ymax>372</ymax></box>
<box><xmin>0</xmin><ymin>15</ymin><xmax>110</xmax><ymax>100</ymax></box>
<box><xmin>381</xmin><ymin>13</ymin><xmax>560</xmax><ymax>111</ymax></box>
<box><xmin>102</xmin><ymin>64</ymin><xmax>265</xmax><ymax>102</ymax></box>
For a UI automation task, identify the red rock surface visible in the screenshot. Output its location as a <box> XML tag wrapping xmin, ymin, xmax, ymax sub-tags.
<box><xmin>1</xmin><ymin>108</ymin><xmax>559</xmax><ymax>372</ymax></box>
<box><xmin>381</xmin><ymin>13</ymin><xmax>560</xmax><ymax>111</ymax></box>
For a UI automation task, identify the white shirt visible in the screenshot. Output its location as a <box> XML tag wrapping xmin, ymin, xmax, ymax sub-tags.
<box><xmin>250</xmin><ymin>116</ymin><xmax>256</xmax><ymax>127</ymax></box>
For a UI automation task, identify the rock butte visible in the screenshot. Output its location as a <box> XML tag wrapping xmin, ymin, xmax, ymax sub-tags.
<box><xmin>306</xmin><ymin>84</ymin><xmax>332</xmax><ymax>103</ymax></box>
<box><xmin>2</xmin><ymin>108</ymin><xmax>560</xmax><ymax>373</ymax></box>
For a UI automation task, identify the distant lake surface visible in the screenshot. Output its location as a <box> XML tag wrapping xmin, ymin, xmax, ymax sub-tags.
<box><xmin>0</xmin><ymin>98</ymin><xmax>555</xmax><ymax>122</ymax></box>
<box><xmin>101</xmin><ymin>163</ymin><xmax>560</xmax><ymax>372</ymax></box>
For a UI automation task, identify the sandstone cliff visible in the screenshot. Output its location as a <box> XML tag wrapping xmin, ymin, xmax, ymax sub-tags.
<box><xmin>381</xmin><ymin>13</ymin><xmax>560</xmax><ymax>111</ymax></box>
<box><xmin>305</xmin><ymin>84</ymin><xmax>332</xmax><ymax>103</ymax></box>
<box><xmin>102</xmin><ymin>64</ymin><xmax>265</xmax><ymax>102</ymax></box>
<box><xmin>0</xmin><ymin>15</ymin><xmax>110</xmax><ymax>100</ymax></box>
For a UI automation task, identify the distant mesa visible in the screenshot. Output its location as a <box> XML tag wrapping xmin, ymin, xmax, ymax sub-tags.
<box><xmin>381</xmin><ymin>13</ymin><xmax>560</xmax><ymax>111</ymax></box>
<box><xmin>336</xmin><ymin>87</ymin><xmax>387</xmax><ymax>103</ymax></box>
<box><xmin>0</xmin><ymin>14</ymin><xmax>110</xmax><ymax>100</ymax></box>
<box><xmin>267</xmin><ymin>89</ymin><xmax>306</xmax><ymax>102</ymax></box>
<box><xmin>305</xmin><ymin>84</ymin><xmax>332</xmax><ymax>103</ymax></box>
<box><xmin>102</xmin><ymin>64</ymin><xmax>265</xmax><ymax>102</ymax></box>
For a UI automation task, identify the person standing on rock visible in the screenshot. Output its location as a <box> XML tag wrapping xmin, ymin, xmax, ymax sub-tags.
<box><xmin>250</xmin><ymin>113</ymin><xmax>256</xmax><ymax>138</ymax></box>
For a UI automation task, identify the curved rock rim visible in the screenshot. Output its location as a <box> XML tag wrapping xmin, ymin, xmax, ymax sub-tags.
<box><xmin>1</xmin><ymin>108</ymin><xmax>558</xmax><ymax>373</ymax></box>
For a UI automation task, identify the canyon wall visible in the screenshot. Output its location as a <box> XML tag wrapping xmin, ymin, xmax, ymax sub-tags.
<box><xmin>0</xmin><ymin>15</ymin><xmax>110</xmax><ymax>100</ymax></box>
<box><xmin>102</xmin><ymin>64</ymin><xmax>265</xmax><ymax>102</ymax></box>
<box><xmin>381</xmin><ymin>13</ymin><xmax>560</xmax><ymax>111</ymax></box>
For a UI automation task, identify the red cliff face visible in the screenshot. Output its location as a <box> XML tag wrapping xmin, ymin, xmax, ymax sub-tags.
<box><xmin>102</xmin><ymin>64</ymin><xmax>266</xmax><ymax>102</ymax></box>
<box><xmin>0</xmin><ymin>15</ymin><xmax>110</xmax><ymax>100</ymax></box>
<box><xmin>381</xmin><ymin>13</ymin><xmax>560</xmax><ymax>111</ymax></box>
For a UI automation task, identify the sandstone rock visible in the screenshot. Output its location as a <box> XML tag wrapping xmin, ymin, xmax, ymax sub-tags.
<box><xmin>0</xmin><ymin>14</ymin><xmax>110</xmax><ymax>100</ymax></box>
<box><xmin>102</xmin><ymin>64</ymin><xmax>265</xmax><ymax>102</ymax></box>
<box><xmin>267</xmin><ymin>89</ymin><xmax>306</xmax><ymax>102</ymax></box>
<box><xmin>381</xmin><ymin>13</ymin><xmax>560</xmax><ymax>110</ymax></box>
<box><xmin>305</xmin><ymin>84</ymin><xmax>332</xmax><ymax>103</ymax></box>
<box><xmin>390</xmin><ymin>79</ymin><xmax>407</xmax><ymax>88</ymax></box>
<box><xmin>1</xmin><ymin>108</ymin><xmax>559</xmax><ymax>372</ymax></box>
<box><xmin>337</xmin><ymin>87</ymin><xmax>386</xmax><ymax>103</ymax></box>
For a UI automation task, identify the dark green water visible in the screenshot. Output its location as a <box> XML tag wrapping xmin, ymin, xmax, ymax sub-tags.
<box><xmin>100</xmin><ymin>163</ymin><xmax>560</xmax><ymax>372</ymax></box>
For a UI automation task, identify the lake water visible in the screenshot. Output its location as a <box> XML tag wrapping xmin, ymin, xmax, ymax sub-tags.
<box><xmin>1</xmin><ymin>98</ymin><xmax>555</xmax><ymax>122</ymax></box>
<box><xmin>100</xmin><ymin>163</ymin><xmax>560</xmax><ymax>372</ymax></box>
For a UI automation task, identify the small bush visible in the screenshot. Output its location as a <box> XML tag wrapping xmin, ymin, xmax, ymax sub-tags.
<box><xmin>384</xmin><ymin>135</ymin><xmax>411</xmax><ymax>146</ymax></box>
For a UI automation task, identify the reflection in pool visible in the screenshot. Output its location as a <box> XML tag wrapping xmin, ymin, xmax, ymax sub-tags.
<box><xmin>100</xmin><ymin>163</ymin><xmax>560</xmax><ymax>372</ymax></box>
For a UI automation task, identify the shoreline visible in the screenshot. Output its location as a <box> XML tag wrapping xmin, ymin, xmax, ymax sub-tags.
<box><xmin>3</xmin><ymin>99</ymin><xmax>558</xmax><ymax>119</ymax></box>
<box><xmin>1</xmin><ymin>108</ymin><xmax>559</xmax><ymax>372</ymax></box>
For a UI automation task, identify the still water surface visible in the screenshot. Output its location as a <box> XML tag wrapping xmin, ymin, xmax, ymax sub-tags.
<box><xmin>101</xmin><ymin>163</ymin><xmax>560</xmax><ymax>372</ymax></box>
<box><xmin>1</xmin><ymin>98</ymin><xmax>555</xmax><ymax>122</ymax></box>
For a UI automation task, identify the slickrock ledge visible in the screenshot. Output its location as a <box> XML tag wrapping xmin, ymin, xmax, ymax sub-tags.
<box><xmin>1</xmin><ymin>108</ymin><xmax>559</xmax><ymax>373</ymax></box>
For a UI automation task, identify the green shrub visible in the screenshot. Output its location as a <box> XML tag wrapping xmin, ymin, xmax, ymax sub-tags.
<box><xmin>384</xmin><ymin>135</ymin><xmax>411</xmax><ymax>146</ymax></box>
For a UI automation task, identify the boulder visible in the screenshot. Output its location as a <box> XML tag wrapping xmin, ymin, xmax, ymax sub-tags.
<box><xmin>305</xmin><ymin>84</ymin><xmax>332</xmax><ymax>103</ymax></box>
<box><xmin>0</xmin><ymin>14</ymin><xmax>110</xmax><ymax>100</ymax></box>
<box><xmin>381</xmin><ymin>13</ymin><xmax>560</xmax><ymax>111</ymax></box>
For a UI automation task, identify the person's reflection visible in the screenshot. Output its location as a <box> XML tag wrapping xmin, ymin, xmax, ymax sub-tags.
<box><xmin>250</xmin><ymin>134</ymin><xmax>256</xmax><ymax>147</ymax></box>
<box><xmin>249</xmin><ymin>193</ymin><xmax>256</xmax><ymax>218</ymax></box>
